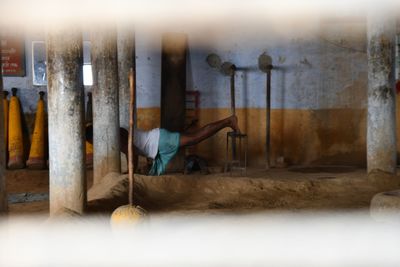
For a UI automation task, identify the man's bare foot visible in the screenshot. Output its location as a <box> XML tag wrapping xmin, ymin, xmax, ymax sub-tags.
<box><xmin>229</xmin><ymin>115</ymin><xmax>241</xmax><ymax>133</ymax></box>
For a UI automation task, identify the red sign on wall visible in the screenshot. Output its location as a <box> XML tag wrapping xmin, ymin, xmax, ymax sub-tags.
<box><xmin>1</xmin><ymin>36</ymin><xmax>25</xmax><ymax>77</ymax></box>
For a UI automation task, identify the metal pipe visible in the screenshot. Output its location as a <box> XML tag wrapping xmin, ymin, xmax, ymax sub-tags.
<box><xmin>230</xmin><ymin>73</ymin><xmax>237</xmax><ymax>160</ymax></box>
<box><xmin>230</xmin><ymin>73</ymin><xmax>236</xmax><ymax>116</ymax></box>
<box><xmin>266</xmin><ymin>69</ymin><xmax>271</xmax><ymax>169</ymax></box>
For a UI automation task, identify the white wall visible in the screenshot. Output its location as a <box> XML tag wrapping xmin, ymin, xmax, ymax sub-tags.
<box><xmin>186</xmin><ymin>20</ymin><xmax>367</xmax><ymax>110</ymax></box>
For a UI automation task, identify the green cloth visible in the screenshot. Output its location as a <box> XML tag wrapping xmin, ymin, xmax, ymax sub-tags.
<box><xmin>149</xmin><ymin>129</ymin><xmax>180</xmax><ymax>176</ymax></box>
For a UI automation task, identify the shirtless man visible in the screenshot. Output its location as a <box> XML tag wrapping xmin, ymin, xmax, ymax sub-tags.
<box><xmin>86</xmin><ymin>115</ymin><xmax>240</xmax><ymax>175</ymax></box>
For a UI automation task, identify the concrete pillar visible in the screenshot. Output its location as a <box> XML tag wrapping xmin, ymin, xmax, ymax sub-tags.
<box><xmin>47</xmin><ymin>28</ymin><xmax>86</xmax><ymax>214</ymax></box>
<box><xmin>367</xmin><ymin>14</ymin><xmax>397</xmax><ymax>174</ymax></box>
<box><xmin>91</xmin><ymin>29</ymin><xmax>121</xmax><ymax>183</ymax></box>
<box><xmin>117</xmin><ymin>28</ymin><xmax>135</xmax><ymax>130</ymax></box>
<box><xmin>0</xmin><ymin>57</ymin><xmax>7</xmax><ymax>213</ymax></box>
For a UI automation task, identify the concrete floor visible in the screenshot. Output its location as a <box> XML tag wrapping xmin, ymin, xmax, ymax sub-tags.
<box><xmin>6</xmin><ymin>166</ymin><xmax>400</xmax><ymax>216</ymax></box>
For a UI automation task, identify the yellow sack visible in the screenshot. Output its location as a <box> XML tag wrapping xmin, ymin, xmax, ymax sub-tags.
<box><xmin>8</xmin><ymin>88</ymin><xmax>24</xmax><ymax>169</ymax></box>
<box><xmin>3</xmin><ymin>91</ymin><xmax>9</xmax><ymax>152</ymax></box>
<box><xmin>27</xmin><ymin>91</ymin><xmax>46</xmax><ymax>169</ymax></box>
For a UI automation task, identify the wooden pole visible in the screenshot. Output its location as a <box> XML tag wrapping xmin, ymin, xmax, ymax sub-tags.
<box><xmin>128</xmin><ymin>68</ymin><xmax>135</xmax><ymax>205</ymax></box>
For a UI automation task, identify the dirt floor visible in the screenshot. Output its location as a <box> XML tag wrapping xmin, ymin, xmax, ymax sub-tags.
<box><xmin>5</xmin><ymin>166</ymin><xmax>400</xmax><ymax>216</ymax></box>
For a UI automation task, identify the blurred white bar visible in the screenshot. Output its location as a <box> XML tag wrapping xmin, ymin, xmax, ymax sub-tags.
<box><xmin>0</xmin><ymin>0</ymin><xmax>399</xmax><ymax>31</ymax></box>
<box><xmin>0</xmin><ymin>213</ymin><xmax>399</xmax><ymax>266</ymax></box>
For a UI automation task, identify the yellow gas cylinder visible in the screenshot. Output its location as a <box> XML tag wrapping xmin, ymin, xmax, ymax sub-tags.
<box><xmin>27</xmin><ymin>91</ymin><xmax>46</xmax><ymax>169</ymax></box>
<box><xmin>8</xmin><ymin>88</ymin><xmax>24</xmax><ymax>169</ymax></box>
<box><xmin>3</xmin><ymin>91</ymin><xmax>9</xmax><ymax>150</ymax></box>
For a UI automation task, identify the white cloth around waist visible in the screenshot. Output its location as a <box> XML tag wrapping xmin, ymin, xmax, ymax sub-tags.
<box><xmin>134</xmin><ymin>128</ymin><xmax>160</xmax><ymax>159</ymax></box>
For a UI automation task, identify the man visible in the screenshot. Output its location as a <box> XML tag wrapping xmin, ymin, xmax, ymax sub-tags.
<box><xmin>86</xmin><ymin>115</ymin><xmax>240</xmax><ymax>176</ymax></box>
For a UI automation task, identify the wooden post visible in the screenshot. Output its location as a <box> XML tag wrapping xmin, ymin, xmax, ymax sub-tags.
<box><xmin>128</xmin><ymin>68</ymin><xmax>135</xmax><ymax>204</ymax></box>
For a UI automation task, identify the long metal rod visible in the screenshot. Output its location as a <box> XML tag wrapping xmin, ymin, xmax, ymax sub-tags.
<box><xmin>266</xmin><ymin>69</ymin><xmax>271</xmax><ymax>169</ymax></box>
<box><xmin>230</xmin><ymin>73</ymin><xmax>236</xmax><ymax>116</ymax></box>
<box><xmin>230</xmin><ymin>73</ymin><xmax>237</xmax><ymax>161</ymax></box>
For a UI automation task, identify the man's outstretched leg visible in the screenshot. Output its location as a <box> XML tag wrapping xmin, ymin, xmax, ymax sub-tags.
<box><xmin>179</xmin><ymin>115</ymin><xmax>240</xmax><ymax>147</ymax></box>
